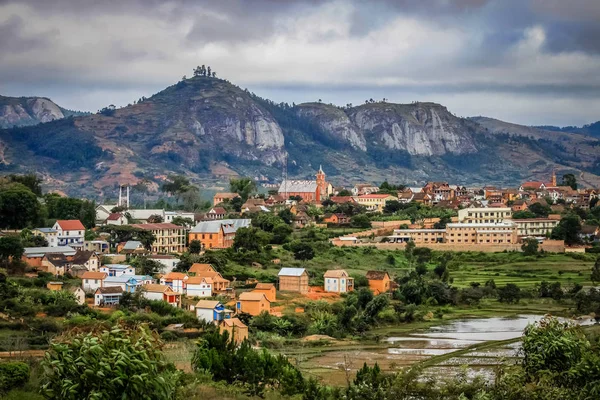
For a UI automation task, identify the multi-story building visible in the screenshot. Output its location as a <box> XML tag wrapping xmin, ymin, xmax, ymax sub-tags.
<box><xmin>355</xmin><ymin>194</ymin><xmax>398</xmax><ymax>212</ymax></box>
<box><xmin>391</xmin><ymin>208</ymin><xmax>519</xmax><ymax>245</ymax></box>
<box><xmin>188</xmin><ymin>219</ymin><xmax>251</xmax><ymax>249</ymax></box>
<box><xmin>32</xmin><ymin>228</ymin><xmax>58</xmax><ymax>247</ymax></box>
<box><xmin>130</xmin><ymin>223</ymin><xmax>186</xmax><ymax>253</ymax></box>
<box><xmin>457</xmin><ymin>207</ymin><xmax>512</xmax><ymax>224</ymax></box>
<box><xmin>445</xmin><ymin>222</ymin><xmax>518</xmax><ymax>244</ymax></box>
<box><xmin>514</xmin><ymin>218</ymin><xmax>560</xmax><ymax>237</ymax></box>
<box><xmin>52</xmin><ymin>220</ymin><xmax>85</xmax><ymax>248</ymax></box>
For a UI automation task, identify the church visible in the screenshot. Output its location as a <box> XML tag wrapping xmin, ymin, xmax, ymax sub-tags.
<box><xmin>278</xmin><ymin>166</ymin><xmax>332</xmax><ymax>203</ymax></box>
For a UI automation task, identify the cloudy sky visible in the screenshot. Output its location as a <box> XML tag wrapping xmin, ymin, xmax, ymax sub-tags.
<box><xmin>1</xmin><ymin>0</ymin><xmax>599</xmax><ymax>126</ymax></box>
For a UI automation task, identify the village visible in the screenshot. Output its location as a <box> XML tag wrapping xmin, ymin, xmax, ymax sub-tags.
<box><xmin>2</xmin><ymin>167</ymin><xmax>598</xmax><ymax>346</ymax></box>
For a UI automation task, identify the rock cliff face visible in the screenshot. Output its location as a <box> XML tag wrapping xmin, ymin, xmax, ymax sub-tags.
<box><xmin>0</xmin><ymin>96</ymin><xmax>65</xmax><ymax>128</ymax></box>
<box><xmin>295</xmin><ymin>103</ymin><xmax>367</xmax><ymax>151</ymax></box>
<box><xmin>296</xmin><ymin>102</ymin><xmax>478</xmax><ymax>156</ymax></box>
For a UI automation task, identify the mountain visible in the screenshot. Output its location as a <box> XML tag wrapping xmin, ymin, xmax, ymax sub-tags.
<box><xmin>0</xmin><ymin>76</ymin><xmax>599</xmax><ymax>198</ymax></box>
<box><xmin>0</xmin><ymin>95</ymin><xmax>88</xmax><ymax>129</ymax></box>
<box><xmin>534</xmin><ymin>121</ymin><xmax>600</xmax><ymax>138</ymax></box>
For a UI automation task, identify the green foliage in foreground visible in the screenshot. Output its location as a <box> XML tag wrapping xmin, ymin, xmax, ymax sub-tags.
<box><xmin>40</xmin><ymin>325</ymin><xmax>180</xmax><ymax>400</ymax></box>
<box><xmin>0</xmin><ymin>362</ymin><xmax>30</xmax><ymax>393</ymax></box>
<box><xmin>192</xmin><ymin>330</ymin><xmax>304</xmax><ymax>396</ymax></box>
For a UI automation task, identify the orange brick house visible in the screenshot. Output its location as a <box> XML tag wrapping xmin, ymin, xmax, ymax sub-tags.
<box><xmin>220</xmin><ymin>318</ymin><xmax>249</xmax><ymax>345</ymax></box>
<box><xmin>213</xmin><ymin>192</ymin><xmax>240</xmax><ymax>206</ymax></box>
<box><xmin>323</xmin><ymin>213</ymin><xmax>350</xmax><ymax>225</ymax></box>
<box><xmin>253</xmin><ymin>283</ymin><xmax>276</xmax><ymax>302</ymax></box>
<box><xmin>189</xmin><ymin>219</ymin><xmax>251</xmax><ymax>249</ymax></box>
<box><xmin>188</xmin><ymin>264</ymin><xmax>230</xmax><ymax>292</ymax></box>
<box><xmin>188</xmin><ymin>263</ymin><xmax>216</xmax><ymax>275</ymax></box>
<box><xmin>236</xmin><ymin>292</ymin><xmax>271</xmax><ymax>316</ymax></box>
<box><xmin>366</xmin><ymin>271</ymin><xmax>391</xmax><ymax>295</ymax></box>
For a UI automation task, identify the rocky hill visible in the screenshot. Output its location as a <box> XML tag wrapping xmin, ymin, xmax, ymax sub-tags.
<box><xmin>0</xmin><ymin>95</ymin><xmax>87</xmax><ymax>129</ymax></box>
<box><xmin>0</xmin><ymin>76</ymin><xmax>599</xmax><ymax>198</ymax></box>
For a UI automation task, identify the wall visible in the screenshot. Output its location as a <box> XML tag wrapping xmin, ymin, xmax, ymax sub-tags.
<box><xmin>331</xmin><ymin>239</ymin><xmax>566</xmax><ymax>253</ymax></box>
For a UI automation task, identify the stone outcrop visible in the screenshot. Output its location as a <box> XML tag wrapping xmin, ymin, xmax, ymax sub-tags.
<box><xmin>296</xmin><ymin>102</ymin><xmax>478</xmax><ymax>156</ymax></box>
<box><xmin>0</xmin><ymin>96</ymin><xmax>64</xmax><ymax>128</ymax></box>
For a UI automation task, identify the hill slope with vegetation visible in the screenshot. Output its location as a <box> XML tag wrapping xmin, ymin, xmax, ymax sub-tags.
<box><xmin>1</xmin><ymin>72</ymin><xmax>600</xmax><ymax>197</ymax></box>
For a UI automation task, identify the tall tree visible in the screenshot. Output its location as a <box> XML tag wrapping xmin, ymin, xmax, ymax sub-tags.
<box><xmin>0</xmin><ymin>235</ymin><xmax>24</xmax><ymax>269</ymax></box>
<box><xmin>0</xmin><ymin>183</ymin><xmax>42</xmax><ymax>229</ymax></box>
<box><xmin>592</xmin><ymin>257</ymin><xmax>600</xmax><ymax>284</ymax></box>
<box><xmin>551</xmin><ymin>213</ymin><xmax>582</xmax><ymax>245</ymax></box>
<box><xmin>562</xmin><ymin>173</ymin><xmax>578</xmax><ymax>190</ymax></box>
<box><xmin>229</xmin><ymin>178</ymin><xmax>256</xmax><ymax>201</ymax></box>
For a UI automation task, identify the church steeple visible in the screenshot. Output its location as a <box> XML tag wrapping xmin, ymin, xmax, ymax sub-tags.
<box><xmin>551</xmin><ymin>169</ymin><xmax>557</xmax><ymax>187</ymax></box>
<box><xmin>316</xmin><ymin>165</ymin><xmax>326</xmax><ymax>202</ymax></box>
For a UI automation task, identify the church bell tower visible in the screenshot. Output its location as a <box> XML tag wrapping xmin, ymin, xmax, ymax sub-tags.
<box><xmin>316</xmin><ymin>165</ymin><xmax>326</xmax><ymax>202</ymax></box>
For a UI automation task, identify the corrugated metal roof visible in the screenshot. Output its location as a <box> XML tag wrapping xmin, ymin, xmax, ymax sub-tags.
<box><xmin>278</xmin><ymin>267</ymin><xmax>306</xmax><ymax>277</ymax></box>
<box><xmin>122</xmin><ymin>240</ymin><xmax>142</xmax><ymax>250</ymax></box>
<box><xmin>24</xmin><ymin>246</ymin><xmax>76</xmax><ymax>257</ymax></box>
<box><xmin>278</xmin><ymin>180</ymin><xmax>318</xmax><ymax>193</ymax></box>
<box><xmin>190</xmin><ymin>219</ymin><xmax>251</xmax><ymax>233</ymax></box>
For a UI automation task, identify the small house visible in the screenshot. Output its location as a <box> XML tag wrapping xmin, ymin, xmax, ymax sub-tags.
<box><xmin>236</xmin><ymin>292</ymin><xmax>271</xmax><ymax>316</ymax></box>
<box><xmin>324</xmin><ymin>269</ymin><xmax>354</xmax><ymax>293</ymax></box>
<box><xmin>188</xmin><ymin>263</ymin><xmax>216</xmax><ymax>276</ymax></box>
<box><xmin>104</xmin><ymin>274</ymin><xmax>152</xmax><ymax>293</ymax></box>
<box><xmin>220</xmin><ymin>318</ymin><xmax>248</xmax><ymax>345</ymax></box>
<box><xmin>81</xmin><ymin>271</ymin><xmax>107</xmax><ymax>292</ymax></box>
<box><xmin>142</xmin><ymin>284</ymin><xmax>181</xmax><ymax>306</ymax></box>
<box><xmin>46</xmin><ymin>281</ymin><xmax>64</xmax><ymax>291</ymax></box>
<box><xmin>120</xmin><ymin>240</ymin><xmax>146</xmax><ymax>255</ymax></box>
<box><xmin>67</xmin><ymin>287</ymin><xmax>86</xmax><ymax>305</ymax></box>
<box><xmin>94</xmin><ymin>286</ymin><xmax>123</xmax><ymax>306</ymax></box>
<box><xmin>323</xmin><ymin>213</ymin><xmax>350</xmax><ymax>225</ymax></box>
<box><xmin>195</xmin><ymin>300</ymin><xmax>233</xmax><ymax>323</ymax></box>
<box><xmin>70</xmin><ymin>250</ymin><xmax>100</xmax><ymax>272</ymax></box>
<box><xmin>160</xmin><ymin>272</ymin><xmax>188</xmax><ymax>293</ymax></box>
<box><xmin>366</xmin><ymin>271</ymin><xmax>391</xmax><ymax>294</ymax></box>
<box><xmin>100</xmin><ymin>264</ymin><xmax>135</xmax><ymax>277</ymax></box>
<box><xmin>253</xmin><ymin>283</ymin><xmax>276</xmax><ymax>302</ymax></box>
<box><xmin>186</xmin><ymin>276</ymin><xmax>213</xmax><ymax>298</ymax></box>
<box><xmin>277</xmin><ymin>268</ymin><xmax>309</xmax><ymax>293</ymax></box>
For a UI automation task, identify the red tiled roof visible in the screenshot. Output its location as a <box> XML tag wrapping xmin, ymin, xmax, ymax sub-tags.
<box><xmin>106</xmin><ymin>213</ymin><xmax>123</xmax><ymax>221</ymax></box>
<box><xmin>56</xmin><ymin>220</ymin><xmax>85</xmax><ymax>230</ymax></box>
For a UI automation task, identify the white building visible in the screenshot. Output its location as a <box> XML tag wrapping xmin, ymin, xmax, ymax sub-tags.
<box><xmin>100</xmin><ymin>264</ymin><xmax>136</xmax><ymax>277</ymax></box>
<box><xmin>94</xmin><ymin>287</ymin><xmax>123</xmax><ymax>306</ymax></box>
<box><xmin>148</xmin><ymin>255</ymin><xmax>179</xmax><ymax>274</ymax></box>
<box><xmin>52</xmin><ymin>220</ymin><xmax>85</xmax><ymax>247</ymax></box>
<box><xmin>160</xmin><ymin>272</ymin><xmax>188</xmax><ymax>293</ymax></box>
<box><xmin>194</xmin><ymin>300</ymin><xmax>233</xmax><ymax>323</ymax></box>
<box><xmin>164</xmin><ymin>211</ymin><xmax>195</xmax><ymax>224</ymax></box>
<box><xmin>324</xmin><ymin>269</ymin><xmax>354</xmax><ymax>293</ymax></box>
<box><xmin>186</xmin><ymin>276</ymin><xmax>212</xmax><ymax>298</ymax></box>
<box><xmin>457</xmin><ymin>207</ymin><xmax>512</xmax><ymax>224</ymax></box>
<box><xmin>32</xmin><ymin>228</ymin><xmax>58</xmax><ymax>247</ymax></box>
<box><xmin>141</xmin><ymin>284</ymin><xmax>181</xmax><ymax>306</ymax></box>
<box><xmin>81</xmin><ymin>271</ymin><xmax>107</xmax><ymax>292</ymax></box>
<box><xmin>67</xmin><ymin>287</ymin><xmax>86</xmax><ymax>305</ymax></box>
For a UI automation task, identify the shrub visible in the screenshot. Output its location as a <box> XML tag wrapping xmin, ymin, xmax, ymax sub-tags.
<box><xmin>40</xmin><ymin>325</ymin><xmax>180</xmax><ymax>399</ymax></box>
<box><xmin>0</xmin><ymin>362</ymin><xmax>30</xmax><ymax>393</ymax></box>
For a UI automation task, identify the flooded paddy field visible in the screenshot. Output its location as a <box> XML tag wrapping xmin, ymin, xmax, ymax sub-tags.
<box><xmin>283</xmin><ymin>314</ymin><xmax>595</xmax><ymax>386</ymax></box>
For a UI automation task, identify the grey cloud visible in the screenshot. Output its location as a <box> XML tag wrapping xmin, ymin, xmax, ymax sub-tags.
<box><xmin>0</xmin><ymin>15</ymin><xmax>57</xmax><ymax>55</ymax></box>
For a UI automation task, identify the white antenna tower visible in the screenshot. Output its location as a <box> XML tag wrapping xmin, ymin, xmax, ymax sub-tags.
<box><xmin>283</xmin><ymin>153</ymin><xmax>288</xmax><ymax>199</ymax></box>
